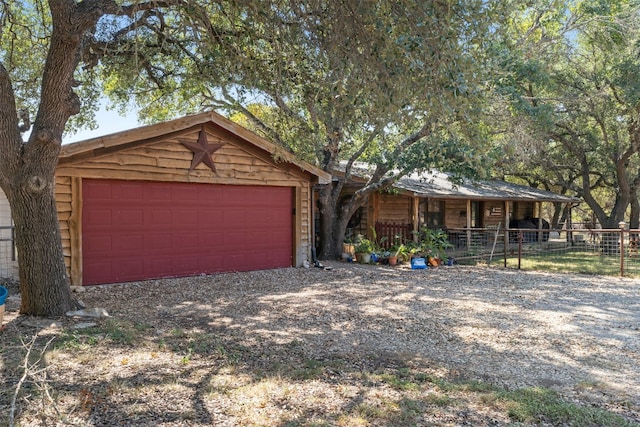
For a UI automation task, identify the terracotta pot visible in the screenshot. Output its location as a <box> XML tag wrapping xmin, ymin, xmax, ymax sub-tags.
<box><xmin>388</xmin><ymin>256</ymin><xmax>398</xmax><ymax>266</ymax></box>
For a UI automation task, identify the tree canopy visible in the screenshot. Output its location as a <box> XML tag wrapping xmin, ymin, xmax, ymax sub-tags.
<box><xmin>98</xmin><ymin>0</ymin><xmax>507</xmax><ymax>257</ymax></box>
<box><xmin>493</xmin><ymin>0</ymin><xmax>640</xmax><ymax>228</ymax></box>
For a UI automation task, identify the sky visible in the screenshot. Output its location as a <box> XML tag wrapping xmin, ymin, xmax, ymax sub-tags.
<box><xmin>63</xmin><ymin>102</ymin><xmax>140</xmax><ymax>144</ymax></box>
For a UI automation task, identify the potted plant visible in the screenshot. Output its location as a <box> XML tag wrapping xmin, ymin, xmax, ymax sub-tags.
<box><xmin>405</xmin><ymin>240</ymin><xmax>423</xmax><ymax>259</ymax></box>
<box><xmin>354</xmin><ymin>237</ymin><xmax>374</xmax><ymax>264</ymax></box>
<box><xmin>388</xmin><ymin>243</ymin><xmax>408</xmax><ymax>266</ymax></box>
<box><xmin>369</xmin><ymin>226</ymin><xmax>387</xmax><ymax>264</ymax></box>
<box><xmin>420</xmin><ymin>228</ymin><xmax>453</xmax><ymax>266</ymax></box>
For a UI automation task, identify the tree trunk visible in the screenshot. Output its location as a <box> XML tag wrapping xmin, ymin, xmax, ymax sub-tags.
<box><xmin>317</xmin><ymin>184</ymin><xmax>338</xmax><ymax>260</ymax></box>
<box><xmin>316</xmin><ymin>183</ymin><xmax>358</xmax><ymax>260</ymax></box>
<box><xmin>550</xmin><ymin>202</ymin><xmax>564</xmax><ymax>229</ymax></box>
<box><xmin>7</xmin><ymin>175</ymin><xmax>76</xmax><ymax>316</ymax></box>
<box><xmin>581</xmin><ymin>176</ymin><xmax>629</xmax><ymax>230</ymax></box>
<box><xmin>0</xmin><ymin>0</ymin><xmax>85</xmax><ymax>316</ymax></box>
<box><xmin>630</xmin><ymin>191</ymin><xmax>639</xmax><ymax>230</ymax></box>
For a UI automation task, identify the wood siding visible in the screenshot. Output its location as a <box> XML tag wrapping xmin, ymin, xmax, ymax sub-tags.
<box><xmin>371</xmin><ymin>195</ymin><xmax>537</xmax><ymax>232</ymax></box>
<box><xmin>444</xmin><ymin>200</ymin><xmax>468</xmax><ymax>229</ymax></box>
<box><xmin>512</xmin><ymin>202</ymin><xmax>535</xmax><ymax>221</ymax></box>
<box><xmin>299</xmin><ymin>185</ymin><xmax>312</xmax><ymax>264</ymax></box>
<box><xmin>483</xmin><ymin>201</ymin><xmax>505</xmax><ymax>228</ymax></box>
<box><xmin>55</xmin><ymin>176</ymin><xmax>74</xmax><ymax>282</ymax></box>
<box><xmin>377</xmin><ymin>193</ymin><xmax>411</xmax><ymax>223</ymax></box>
<box><xmin>57</xmin><ymin>128</ymin><xmax>311</xmax><ymax>186</ymax></box>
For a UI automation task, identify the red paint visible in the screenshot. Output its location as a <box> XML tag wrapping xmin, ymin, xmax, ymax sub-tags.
<box><xmin>82</xmin><ymin>179</ymin><xmax>292</xmax><ymax>285</ymax></box>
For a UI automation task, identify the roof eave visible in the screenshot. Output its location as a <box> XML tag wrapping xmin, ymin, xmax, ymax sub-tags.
<box><xmin>59</xmin><ymin>112</ymin><xmax>331</xmax><ymax>184</ymax></box>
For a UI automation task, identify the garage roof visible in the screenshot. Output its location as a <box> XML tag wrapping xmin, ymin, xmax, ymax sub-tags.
<box><xmin>60</xmin><ymin>111</ymin><xmax>331</xmax><ymax>184</ymax></box>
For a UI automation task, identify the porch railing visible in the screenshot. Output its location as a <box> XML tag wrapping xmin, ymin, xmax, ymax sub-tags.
<box><xmin>374</xmin><ymin>222</ymin><xmax>412</xmax><ymax>248</ymax></box>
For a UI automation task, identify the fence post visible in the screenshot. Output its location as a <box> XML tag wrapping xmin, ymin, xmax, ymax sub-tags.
<box><xmin>619</xmin><ymin>222</ymin><xmax>626</xmax><ymax>277</ymax></box>
<box><xmin>503</xmin><ymin>225</ymin><xmax>508</xmax><ymax>268</ymax></box>
<box><xmin>518</xmin><ymin>231</ymin><xmax>523</xmax><ymax>270</ymax></box>
<box><xmin>11</xmin><ymin>226</ymin><xmax>15</xmax><ymax>261</ymax></box>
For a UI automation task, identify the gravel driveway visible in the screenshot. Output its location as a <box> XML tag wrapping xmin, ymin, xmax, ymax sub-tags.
<box><xmin>2</xmin><ymin>262</ymin><xmax>639</xmax><ymax>425</ymax></box>
<box><xmin>90</xmin><ymin>263</ymin><xmax>639</xmax><ymax>403</ymax></box>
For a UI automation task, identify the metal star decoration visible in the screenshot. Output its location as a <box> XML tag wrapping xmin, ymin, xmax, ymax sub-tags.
<box><xmin>179</xmin><ymin>128</ymin><xmax>224</xmax><ymax>173</ymax></box>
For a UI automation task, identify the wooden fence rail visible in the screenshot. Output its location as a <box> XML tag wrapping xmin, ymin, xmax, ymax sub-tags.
<box><xmin>374</xmin><ymin>222</ymin><xmax>413</xmax><ymax>248</ymax></box>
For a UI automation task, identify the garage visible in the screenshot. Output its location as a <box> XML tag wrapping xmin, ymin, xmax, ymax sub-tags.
<box><xmin>54</xmin><ymin>112</ymin><xmax>330</xmax><ymax>286</ymax></box>
<box><xmin>82</xmin><ymin>179</ymin><xmax>293</xmax><ymax>285</ymax></box>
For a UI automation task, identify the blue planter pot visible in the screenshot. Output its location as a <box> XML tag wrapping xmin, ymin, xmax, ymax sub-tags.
<box><xmin>0</xmin><ymin>286</ymin><xmax>7</xmax><ymax>305</ymax></box>
<box><xmin>411</xmin><ymin>257</ymin><xmax>427</xmax><ymax>269</ymax></box>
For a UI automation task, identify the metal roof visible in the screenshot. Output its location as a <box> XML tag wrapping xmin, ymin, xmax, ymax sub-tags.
<box><xmin>395</xmin><ymin>171</ymin><xmax>579</xmax><ymax>203</ymax></box>
<box><xmin>339</xmin><ymin>163</ymin><xmax>579</xmax><ymax>203</ymax></box>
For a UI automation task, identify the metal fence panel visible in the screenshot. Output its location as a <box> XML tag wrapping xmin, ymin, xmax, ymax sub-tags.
<box><xmin>445</xmin><ymin>226</ymin><xmax>640</xmax><ymax>277</ymax></box>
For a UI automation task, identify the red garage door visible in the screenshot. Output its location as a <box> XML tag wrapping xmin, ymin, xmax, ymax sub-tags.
<box><xmin>82</xmin><ymin>179</ymin><xmax>293</xmax><ymax>285</ymax></box>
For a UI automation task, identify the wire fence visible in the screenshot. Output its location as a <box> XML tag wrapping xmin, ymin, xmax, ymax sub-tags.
<box><xmin>446</xmin><ymin>226</ymin><xmax>640</xmax><ymax>277</ymax></box>
<box><xmin>0</xmin><ymin>225</ymin><xmax>17</xmax><ymax>279</ymax></box>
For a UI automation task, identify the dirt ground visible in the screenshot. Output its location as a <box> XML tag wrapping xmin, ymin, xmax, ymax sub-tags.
<box><xmin>1</xmin><ymin>263</ymin><xmax>639</xmax><ymax>426</ymax></box>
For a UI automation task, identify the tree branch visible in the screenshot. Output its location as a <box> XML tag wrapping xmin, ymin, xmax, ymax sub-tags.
<box><xmin>0</xmin><ymin>63</ymin><xmax>23</xmax><ymax>182</ymax></box>
<box><xmin>0</xmin><ymin>63</ymin><xmax>18</xmax><ymax>131</ymax></box>
<box><xmin>9</xmin><ymin>332</ymin><xmax>58</xmax><ymax>427</ymax></box>
<box><xmin>78</xmin><ymin>0</ymin><xmax>184</xmax><ymax>21</ymax></box>
<box><xmin>17</xmin><ymin>108</ymin><xmax>30</xmax><ymax>132</ymax></box>
<box><xmin>220</xmin><ymin>87</ymin><xmax>287</xmax><ymax>148</ymax></box>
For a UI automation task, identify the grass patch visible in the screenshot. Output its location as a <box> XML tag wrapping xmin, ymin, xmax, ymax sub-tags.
<box><xmin>290</xmin><ymin>359</ymin><xmax>325</xmax><ymax>380</ymax></box>
<box><xmin>368</xmin><ymin>369</ymin><xmax>633</xmax><ymax>426</ymax></box>
<box><xmin>498</xmin><ymin>387</ymin><xmax>634</xmax><ymax>426</ymax></box>
<box><xmin>459</xmin><ymin>246</ymin><xmax>640</xmax><ymax>277</ymax></box>
<box><xmin>160</xmin><ymin>330</ymin><xmax>247</xmax><ymax>363</ymax></box>
<box><xmin>53</xmin><ymin>319</ymin><xmax>151</xmax><ymax>349</ymax></box>
<box><xmin>424</xmin><ymin>392</ymin><xmax>454</xmax><ymax>407</ymax></box>
<box><xmin>376</xmin><ymin>368</ymin><xmax>421</xmax><ymax>391</ymax></box>
<box><xmin>506</xmin><ymin>251</ymin><xmax>626</xmax><ymax>276</ymax></box>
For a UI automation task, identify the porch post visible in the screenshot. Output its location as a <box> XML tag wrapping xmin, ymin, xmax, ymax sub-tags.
<box><xmin>567</xmin><ymin>202</ymin><xmax>573</xmax><ymax>244</ymax></box>
<box><xmin>537</xmin><ymin>201</ymin><xmax>543</xmax><ymax>243</ymax></box>
<box><xmin>466</xmin><ymin>199</ymin><xmax>472</xmax><ymax>248</ymax></box>
<box><xmin>412</xmin><ymin>195</ymin><xmax>420</xmax><ymax>242</ymax></box>
<box><xmin>503</xmin><ymin>200</ymin><xmax>510</xmax><ymax>267</ymax></box>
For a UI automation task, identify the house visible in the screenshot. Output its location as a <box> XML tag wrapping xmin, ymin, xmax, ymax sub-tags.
<box><xmin>1</xmin><ymin>112</ymin><xmax>330</xmax><ymax>285</ymax></box>
<box><xmin>337</xmin><ymin>166</ymin><xmax>578</xmax><ymax>249</ymax></box>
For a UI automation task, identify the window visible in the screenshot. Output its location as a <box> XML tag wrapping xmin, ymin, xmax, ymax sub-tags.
<box><xmin>423</xmin><ymin>199</ymin><xmax>444</xmax><ymax>228</ymax></box>
<box><xmin>471</xmin><ymin>201</ymin><xmax>483</xmax><ymax>228</ymax></box>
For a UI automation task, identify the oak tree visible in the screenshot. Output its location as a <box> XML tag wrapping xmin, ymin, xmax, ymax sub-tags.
<box><xmin>0</xmin><ymin>0</ymin><xmax>189</xmax><ymax>316</ymax></box>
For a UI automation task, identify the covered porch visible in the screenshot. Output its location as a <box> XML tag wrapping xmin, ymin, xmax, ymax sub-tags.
<box><xmin>349</xmin><ymin>171</ymin><xmax>579</xmax><ymax>255</ymax></box>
